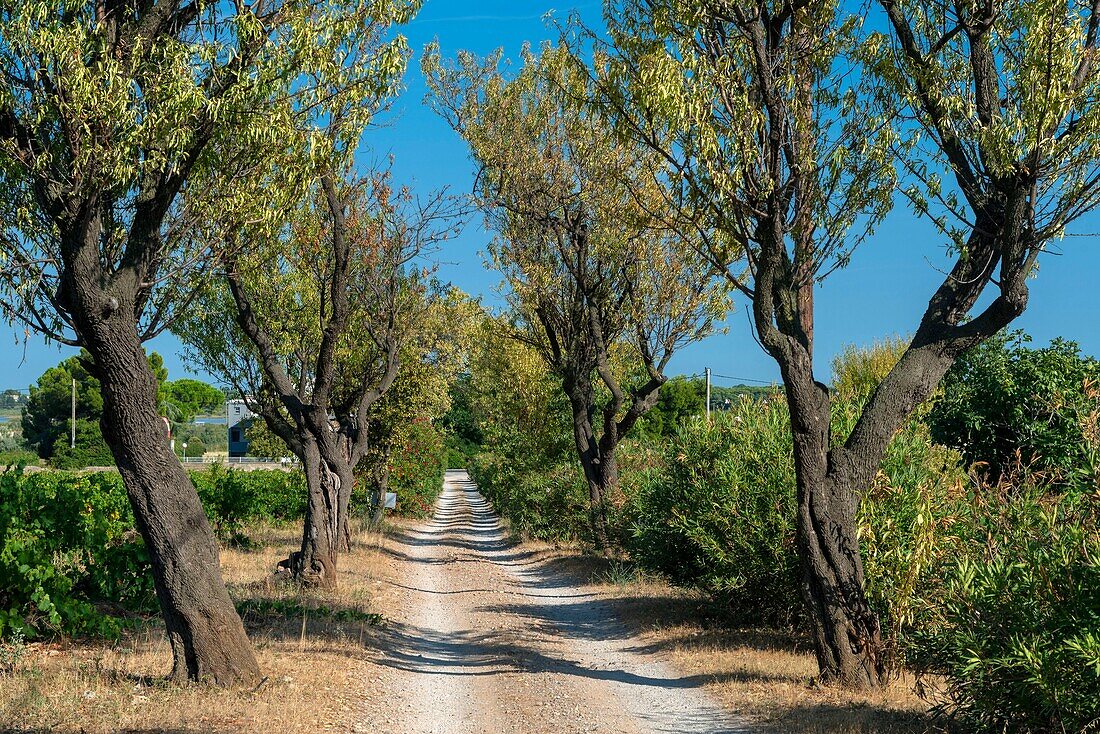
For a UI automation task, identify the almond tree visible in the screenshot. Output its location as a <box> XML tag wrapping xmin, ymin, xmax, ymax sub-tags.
<box><xmin>589</xmin><ymin>0</ymin><xmax>1100</xmax><ymax>687</ymax></box>
<box><xmin>426</xmin><ymin>44</ymin><xmax>727</xmax><ymax>547</ymax></box>
<box><xmin>177</xmin><ymin>167</ymin><xmax>453</xmax><ymax>587</ymax></box>
<box><xmin>0</xmin><ymin>0</ymin><xmax>418</xmax><ymax>683</ymax></box>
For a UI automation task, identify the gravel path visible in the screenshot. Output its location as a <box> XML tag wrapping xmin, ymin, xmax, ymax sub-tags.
<box><xmin>358</xmin><ymin>470</ymin><xmax>750</xmax><ymax>734</ymax></box>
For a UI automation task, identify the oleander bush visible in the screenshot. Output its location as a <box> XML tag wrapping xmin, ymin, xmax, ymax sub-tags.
<box><xmin>387</xmin><ymin>417</ymin><xmax>448</xmax><ymax>517</ymax></box>
<box><xmin>928</xmin><ymin>331</ymin><xmax>1100</xmax><ymax>485</ymax></box>
<box><xmin>627</xmin><ymin>397</ymin><xmax>801</xmax><ymax>626</ymax></box>
<box><xmin>628</xmin><ymin>391</ymin><xmax>965</xmax><ymax>640</ymax></box>
<box><xmin>471</xmin><ymin>451</ymin><xmax>591</xmax><ymax>541</ymax></box>
<box><xmin>907</xmin><ymin>484</ymin><xmax>1100</xmax><ymax>732</ymax></box>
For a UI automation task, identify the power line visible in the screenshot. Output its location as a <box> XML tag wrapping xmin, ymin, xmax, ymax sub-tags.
<box><xmin>709</xmin><ymin>372</ymin><xmax>777</xmax><ymax>385</ymax></box>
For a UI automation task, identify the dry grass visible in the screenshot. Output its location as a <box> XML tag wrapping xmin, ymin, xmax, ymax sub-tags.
<box><xmin>0</xmin><ymin>523</ymin><xmax>391</xmax><ymax>734</ymax></box>
<box><xmin>590</xmin><ymin>573</ymin><xmax>935</xmax><ymax>734</ymax></box>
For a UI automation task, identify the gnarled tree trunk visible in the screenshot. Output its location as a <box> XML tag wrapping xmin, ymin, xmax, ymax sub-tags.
<box><xmin>577</xmin><ymin>447</ymin><xmax>617</xmax><ymax>550</ymax></box>
<box><xmin>292</xmin><ymin>437</ymin><xmax>339</xmax><ymax>587</ymax></box>
<box><xmin>567</xmin><ymin>385</ymin><xmax>615</xmax><ymax>549</ymax></box>
<box><xmin>784</xmin><ymin>369</ymin><xmax>883</xmax><ymax>688</ymax></box>
<box><xmin>76</xmin><ymin>291</ymin><xmax>259</xmax><ymax>686</ymax></box>
<box><xmin>289</xmin><ymin>431</ymin><xmax>354</xmax><ymax>588</ymax></box>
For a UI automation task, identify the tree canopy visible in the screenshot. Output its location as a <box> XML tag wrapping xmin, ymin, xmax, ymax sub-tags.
<box><xmin>21</xmin><ymin>350</ymin><xmax>168</xmax><ymax>461</ymax></box>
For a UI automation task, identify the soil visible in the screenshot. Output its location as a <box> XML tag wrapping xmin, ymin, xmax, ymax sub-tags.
<box><xmin>352</xmin><ymin>471</ymin><xmax>749</xmax><ymax>734</ymax></box>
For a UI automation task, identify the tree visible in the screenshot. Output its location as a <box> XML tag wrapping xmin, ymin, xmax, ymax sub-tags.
<box><xmin>426</xmin><ymin>44</ymin><xmax>727</xmax><ymax>547</ymax></box>
<box><xmin>441</xmin><ymin>372</ymin><xmax>485</xmax><ymax>465</ymax></box>
<box><xmin>0</xmin><ymin>390</ymin><xmax>22</xmax><ymax>410</ymax></box>
<box><xmin>464</xmin><ymin>312</ymin><xmax>575</xmax><ymax>470</ymax></box>
<box><xmin>178</xmin><ymin>167</ymin><xmax>452</xmax><ymax>587</ymax></box>
<box><xmin>633</xmin><ymin>376</ymin><xmax>704</xmax><ymax>439</ymax></box>
<box><xmin>589</xmin><ymin>0</ymin><xmax>1100</xmax><ymax>687</ymax></box>
<box><xmin>928</xmin><ymin>331</ymin><xmax>1100</xmax><ymax>483</ymax></box>
<box><xmin>22</xmin><ymin>350</ymin><xmax>168</xmax><ymax>462</ymax></box>
<box><xmin>358</xmin><ymin>286</ymin><xmax>477</xmax><ymax>523</ymax></box>
<box><xmin>49</xmin><ymin>418</ymin><xmax>115</xmax><ymax>468</ymax></box>
<box><xmin>21</xmin><ymin>354</ymin><xmax>103</xmax><ymax>459</ymax></box>
<box><xmin>165</xmin><ymin>380</ymin><xmax>225</xmax><ymax>423</ymax></box>
<box><xmin>0</xmin><ymin>0</ymin><xmax>419</xmax><ymax>684</ymax></box>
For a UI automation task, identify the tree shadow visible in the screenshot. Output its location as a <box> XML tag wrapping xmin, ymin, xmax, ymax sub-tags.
<box><xmin>368</xmin><ymin>618</ymin><xmax>780</xmax><ymax>690</ymax></box>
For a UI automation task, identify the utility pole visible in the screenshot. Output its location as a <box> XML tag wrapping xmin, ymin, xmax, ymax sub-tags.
<box><xmin>70</xmin><ymin>377</ymin><xmax>76</xmax><ymax>448</ymax></box>
<box><xmin>705</xmin><ymin>367</ymin><xmax>711</xmax><ymax>422</ymax></box>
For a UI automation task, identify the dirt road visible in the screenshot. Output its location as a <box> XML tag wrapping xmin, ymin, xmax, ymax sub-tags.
<box><xmin>355</xmin><ymin>471</ymin><xmax>749</xmax><ymax>734</ymax></box>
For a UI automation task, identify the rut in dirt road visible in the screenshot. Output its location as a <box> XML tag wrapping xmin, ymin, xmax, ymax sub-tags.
<box><xmin>367</xmin><ymin>470</ymin><xmax>750</xmax><ymax>734</ymax></box>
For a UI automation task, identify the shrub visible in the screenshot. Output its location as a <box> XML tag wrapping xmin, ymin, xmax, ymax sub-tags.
<box><xmin>190</xmin><ymin>467</ymin><xmax>306</xmax><ymax>537</ymax></box>
<box><xmin>632</xmin><ymin>376</ymin><xmax>704</xmax><ymax>439</ymax></box>
<box><xmin>0</xmin><ymin>470</ymin><xmax>154</xmax><ymax>638</ymax></box>
<box><xmin>629</xmin><ymin>391</ymin><xmax>964</xmax><ymax>638</ymax></box>
<box><xmin>176</xmin><ymin>437</ymin><xmax>207</xmax><ymax>458</ymax></box>
<box><xmin>48</xmin><ymin>419</ymin><xmax>115</xmax><ymax>469</ymax></box>
<box><xmin>0</xmin><ymin>449</ymin><xmax>38</xmax><ymax>467</ymax></box>
<box><xmin>0</xmin><ymin>466</ymin><xmax>312</xmax><ymax>640</ymax></box>
<box><xmin>928</xmin><ymin>330</ymin><xmax>1100</xmax><ymax>484</ymax></box>
<box><xmin>387</xmin><ymin>418</ymin><xmax>446</xmax><ymax>517</ymax></box>
<box><xmin>908</xmin><ymin>486</ymin><xmax>1100</xmax><ymax>732</ymax></box>
<box><xmin>856</xmin><ymin>417</ymin><xmax>965</xmax><ymax>659</ymax></box>
<box><xmin>471</xmin><ymin>452</ymin><xmax>591</xmax><ymax>542</ymax></box>
<box><xmin>628</xmin><ymin>397</ymin><xmax>802</xmax><ymax>626</ymax></box>
<box><xmin>831</xmin><ymin>335</ymin><xmax>909</xmax><ymax>405</ymax></box>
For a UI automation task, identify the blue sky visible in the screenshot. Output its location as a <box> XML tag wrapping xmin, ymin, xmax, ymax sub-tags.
<box><xmin>2</xmin><ymin>0</ymin><xmax>1097</xmax><ymax>390</ymax></box>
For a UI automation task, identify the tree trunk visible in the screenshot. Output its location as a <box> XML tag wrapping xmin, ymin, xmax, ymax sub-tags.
<box><xmin>334</xmin><ymin>436</ymin><xmax>354</xmax><ymax>552</ymax></box>
<box><xmin>576</xmin><ymin>445</ymin><xmax>618</xmax><ymax>550</ymax></box>
<box><xmin>784</xmin><ymin>367</ymin><xmax>884</xmax><ymax>688</ymax></box>
<box><xmin>567</xmin><ymin>392</ymin><xmax>615</xmax><ymax>549</ymax></box>
<box><xmin>291</xmin><ymin>436</ymin><xmax>343</xmax><ymax>588</ymax></box>
<box><xmin>83</xmin><ymin>309</ymin><xmax>260</xmax><ymax>686</ymax></box>
<box><xmin>369</xmin><ymin>463</ymin><xmax>390</xmax><ymax>528</ymax></box>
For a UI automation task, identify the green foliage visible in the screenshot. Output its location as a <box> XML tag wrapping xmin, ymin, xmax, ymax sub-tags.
<box><xmin>855</xmin><ymin>417</ymin><xmax>965</xmax><ymax>654</ymax></box>
<box><xmin>0</xmin><ymin>470</ymin><xmax>154</xmax><ymax>639</ymax></box>
<box><xmin>633</xmin><ymin>376</ymin><xmax>704</xmax><ymax>439</ymax></box>
<box><xmin>47</xmin><ymin>419</ymin><xmax>114</xmax><ymax>469</ymax></box>
<box><xmin>628</xmin><ymin>398</ymin><xmax>802</xmax><ymax>626</ymax></box>
<box><xmin>174</xmin><ymin>436</ymin><xmax>207</xmax><ymax>459</ymax></box>
<box><xmin>908</xmin><ymin>486</ymin><xmax>1100</xmax><ymax>732</ymax></box>
<box><xmin>171</xmin><ymin>422</ymin><xmax>224</xmax><ymax>458</ymax></box>
<box><xmin>0</xmin><ymin>465</ymin><xmax>321</xmax><ymax>640</ymax></box>
<box><xmin>928</xmin><ymin>331</ymin><xmax>1100</xmax><ymax>483</ymax></box>
<box><xmin>0</xmin><ymin>449</ymin><xmax>36</xmax><ymax>467</ymax></box>
<box><xmin>462</xmin><ymin>312</ymin><xmax>587</xmax><ymax>540</ymax></box>
<box><xmin>470</xmin><ymin>453</ymin><xmax>591</xmax><ymax>542</ymax></box>
<box><xmin>164</xmin><ymin>380</ymin><xmax>225</xmax><ymax>423</ymax></box>
<box><xmin>20</xmin><ymin>353</ymin><xmax>102</xmax><ymax>460</ymax></box>
<box><xmin>242</xmin><ymin>420</ymin><xmax>291</xmax><ymax>459</ymax></box>
<box><xmin>441</xmin><ymin>373</ymin><xmax>483</xmax><ymax>468</ymax></box>
<box><xmin>20</xmin><ymin>350</ymin><xmax>168</xmax><ymax>464</ymax></box>
<box><xmin>190</xmin><ymin>467</ymin><xmax>306</xmax><ymax>539</ymax></box>
<box><xmin>831</xmin><ymin>336</ymin><xmax>909</xmax><ymax>405</ymax></box>
<box><xmin>630</xmin><ymin>390</ymin><xmax>964</xmax><ymax>639</ymax></box>
<box><xmin>387</xmin><ymin>418</ymin><xmax>447</xmax><ymax>518</ymax></box>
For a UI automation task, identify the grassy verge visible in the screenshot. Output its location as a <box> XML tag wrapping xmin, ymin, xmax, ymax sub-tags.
<box><xmin>0</xmin><ymin>523</ymin><xmax>389</xmax><ymax>733</ymax></box>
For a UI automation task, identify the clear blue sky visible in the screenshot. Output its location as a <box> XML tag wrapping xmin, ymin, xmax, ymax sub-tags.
<box><xmin>2</xmin><ymin>0</ymin><xmax>1097</xmax><ymax>390</ymax></box>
